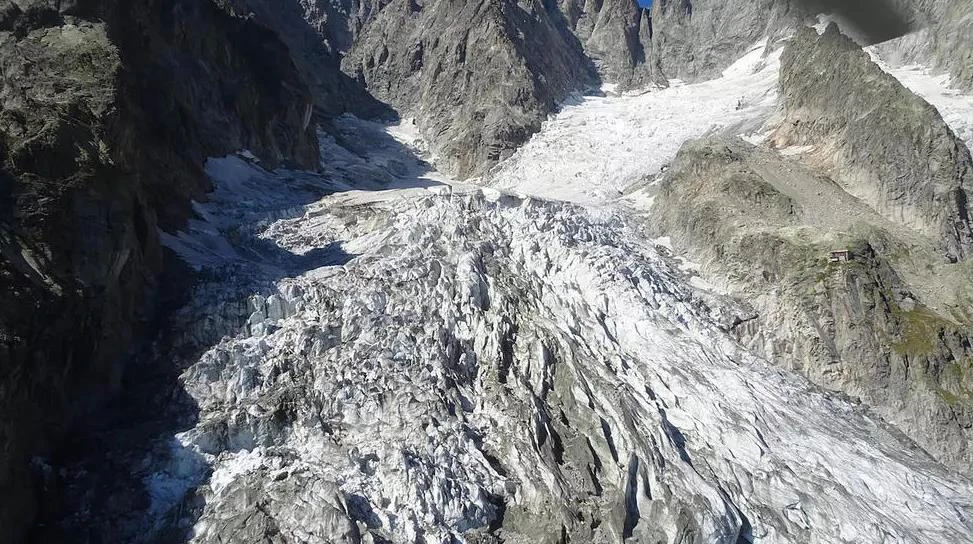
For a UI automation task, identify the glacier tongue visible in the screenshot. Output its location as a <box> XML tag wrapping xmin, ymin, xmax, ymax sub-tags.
<box><xmin>141</xmin><ymin>111</ymin><xmax>973</xmax><ymax>543</ymax></box>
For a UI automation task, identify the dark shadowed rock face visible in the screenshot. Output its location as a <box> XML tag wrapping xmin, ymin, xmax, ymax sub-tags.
<box><xmin>774</xmin><ymin>24</ymin><xmax>973</xmax><ymax>261</ymax></box>
<box><xmin>339</xmin><ymin>0</ymin><xmax>599</xmax><ymax>178</ymax></box>
<box><xmin>222</xmin><ymin>0</ymin><xmax>392</xmax><ymax>118</ymax></box>
<box><xmin>0</xmin><ymin>0</ymin><xmax>318</xmax><ymax>540</ymax></box>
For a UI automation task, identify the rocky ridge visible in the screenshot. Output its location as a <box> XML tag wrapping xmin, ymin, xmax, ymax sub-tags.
<box><xmin>650</xmin><ymin>136</ymin><xmax>973</xmax><ymax>475</ymax></box>
<box><xmin>648</xmin><ymin>0</ymin><xmax>802</xmax><ymax>83</ymax></box>
<box><xmin>558</xmin><ymin>0</ymin><xmax>657</xmax><ymax>88</ymax></box>
<box><xmin>338</xmin><ymin>0</ymin><xmax>599</xmax><ymax>178</ymax></box>
<box><xmin>774</xmin><ymin>24</ymin><xmax>973</xmax><ymax>261</ymax></box>
<box><xmin>239</xmin><ymin>0</ymin><xmax>660</xmax><ymax>177</ymax></box>
<box><xmin>649</xmin><ymin>24</ymin><xmax>973</xmax><ymax>474</ymax></box>
<box><xmin>0</xmin><ymin>0</ymin><xmax>323</xmax><ymax>540</ymax></box>
<box><xmin>221</xmin><ymin>0</ymin><xmax>391</xmax><ymax>118</ymax></box>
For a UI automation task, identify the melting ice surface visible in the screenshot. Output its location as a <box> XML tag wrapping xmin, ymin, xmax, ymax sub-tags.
<box><xmin>152</xmin><ymin>43</ymin><xmax>973</xmax><ymax>544</ymax></box>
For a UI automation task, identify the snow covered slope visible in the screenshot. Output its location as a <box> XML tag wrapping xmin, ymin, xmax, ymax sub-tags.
<box><xmin>487</xmin><ymin>37</ymin><xmax>973</xmax><ymax>208</ymax></box>
<box><xmin>486</xmin><ymin>40</ymin><xmax>781</xmax><ymax>203</ymax></box>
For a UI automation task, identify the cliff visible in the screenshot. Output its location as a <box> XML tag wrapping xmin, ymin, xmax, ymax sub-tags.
<box><xmin>0</xmin><ymin>0</ymin><xmax>319</xmax><ymax>539</ymax></box>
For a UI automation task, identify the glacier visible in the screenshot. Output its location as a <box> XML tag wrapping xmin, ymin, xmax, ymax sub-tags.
<box><xmin>48</xmin><ymin>40</ymin><xmax>973</xmax><ymax>544</ymax></box>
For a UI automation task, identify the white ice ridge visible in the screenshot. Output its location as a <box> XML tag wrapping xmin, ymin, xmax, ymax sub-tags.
<box><xmin>486</xmin><ymin>39</ymin><xmax>782</xmax><ymax>204</ymax></box>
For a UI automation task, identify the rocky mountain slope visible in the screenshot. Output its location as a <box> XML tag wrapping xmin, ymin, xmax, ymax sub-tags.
<box><xmin>220</xmin><ymin>0</ymin><xmax>390</xmax><ymax>118</ymax></box>
<box><xmin>648</xmin><ymin>0</ymin><xmax>801</xmax><ymax>83</ymax></box>
<box><xmin>876</xmin><ymin>0</ymin><xmax>973</xmax><ymax>92</ymax></box>
<box><xmin>558</xmin><ymin>0</ymin><xmax>656</xmax><ymax>87</ymax></box>
<box><xmin>338</xmin><ymin>0</ymin><xmax>599</xmax><ymax>177</ymax></box>
<box><xmin>239</xmin><ymin>0</ymin><xmax>661</xmax><ymax>177</ymax></box>
<box><xmin>774</xmin><ymin>24</ymin><xmax>973</xmax><ymax>261</ymax></box>
<box><xmin>649</xmin><ymin>23</ymin><xmax>973</xmax><ymax>475</ymax></box>
<box><xmin>223</xmin><ymin>0</ymin><xmax>971</xmax><ymax>182</ymax></box>
<box><xmin>0</xmin><ymin>0</ymin><xmax>328</xmax><ymax>540</ymax></box>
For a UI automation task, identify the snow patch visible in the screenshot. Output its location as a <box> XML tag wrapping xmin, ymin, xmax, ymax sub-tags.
<box><xmin>487</xmin><ymin>40</ymin><xmax>782</xmax><ymax>204</ymax></box>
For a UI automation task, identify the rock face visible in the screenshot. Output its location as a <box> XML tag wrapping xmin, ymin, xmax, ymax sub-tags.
<box><xmin>246</xmin><ymin>0</ymin><xmax>658</xmax><ymax>177</ymax></box>
<box><xmin>879</xmin><ymin>0</ymin><xmax>973</xmax><ymax>92</ymax></box>
<box><xmin>558</xmin><ymin>0</ymin><xmax>656</xmax><ymax>87</ymax></box>
<box><xmin>648</xmin><ymin>0</ymin><xmax>802</xmax><ymax>82</ymax></box>
<box><xmin>650</xmin><ymin>136</ymin><xmax>973</xmax><ymax>475</ymax></box>
<box><xmin>923</xmin><ymin>0</ymin><xmax>973</xmax><ymax>91</ymax></box>
<box><xmin>0</xmin><ymin>0</ymin><xmax>318</xmax><ymax>540</ymax></box>
<box><xmin>224</xmin><ymin>0</ymin><xmax>391</xmax><ymax>118</ymax></box>
<box><xmin>646</xmin><ymin>0</ymin><xmax>967</xmax><ymax>86</ymax></box>
<box><xmin>339</xmin><ymin>0</ymin><xmax>599</xmax><ymax>178</ymax></box>
<box><xmin>774</xmin><ymin>24</ymin><xmax>973</xmax><ymax>261</ymax></box>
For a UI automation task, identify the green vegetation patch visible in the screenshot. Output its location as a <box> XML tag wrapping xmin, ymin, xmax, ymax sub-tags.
<box><xmin>890</xmin><ymin>305</ymin><xmax>950</xmax><ymax>358</ymax></box>
<box><xmin>935</xmin><ymin>358</ymin><xmax>973</xmax><ymax>407</ymax></box>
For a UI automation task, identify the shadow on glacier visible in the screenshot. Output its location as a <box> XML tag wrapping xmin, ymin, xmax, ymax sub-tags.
<box><xmin>132</xmin><ymin>117</ymin><xmax>437</xmax><ymax>541</ymax></box>
<box><xmin>26</xmin><ymin>116</ymin><xmax>435</xmax><ymax>542</ymax></box>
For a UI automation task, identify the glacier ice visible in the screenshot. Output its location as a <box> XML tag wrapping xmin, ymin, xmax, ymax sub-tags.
<box><xmin>39</xmin><ymin>39</ymin><xmax>971</xmax><ymax>543</ymax></box>
<box><xmin>146</xmin><ymin>107</ymin><xmax>973</xmax><ymax>542</ymax></box>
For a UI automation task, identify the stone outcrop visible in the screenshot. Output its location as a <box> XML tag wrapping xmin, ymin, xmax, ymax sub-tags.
<box><xmin>774</xmin><ymin>24</ymin><xmax>973</xmax><ymax>261</ymax></box>
<box><xmin>650</xmin><ymin>136</ymin><xmax>973</xmax><ymax>475</ymax></box>
<box><xmin>0</xmin><ymin>0</ymin><xmax>319</xmax><ymax>540</ymax></box>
